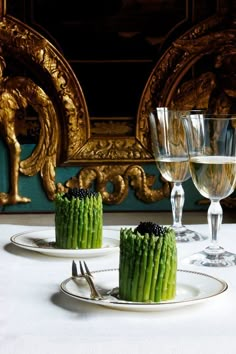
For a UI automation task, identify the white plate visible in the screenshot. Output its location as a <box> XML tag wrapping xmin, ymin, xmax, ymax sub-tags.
<box><xmin>10</xmin><ymin>228</ymin><xmax>119</xmax><ymax>258</ymax></box>
<box><xmin>60</xmin><ymin>268</ymin><xmax>228</xmax><ymax>311</ymax></box>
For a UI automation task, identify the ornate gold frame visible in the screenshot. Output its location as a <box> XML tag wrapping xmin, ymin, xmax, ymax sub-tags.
<box><xmin>0</xmin><ymin>11</ymin><xmax>235</xmax><ymax>207</ymax></box>
<box><xmin>0</xmin><ymin>15</ymin><xmax>152</xmax><ymax>165</ymax></box>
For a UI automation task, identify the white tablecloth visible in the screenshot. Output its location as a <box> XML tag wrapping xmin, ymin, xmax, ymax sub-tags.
<box><xmin>1</xmin><ymin>217</ymin><xmax>236</xmax><ymax>354</ymax></box>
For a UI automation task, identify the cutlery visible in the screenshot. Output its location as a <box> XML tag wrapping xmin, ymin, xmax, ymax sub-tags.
<box><xmin>72</xmin><ymin>260</ymin><xmax>103</xmax><ymax>300</ymax></box>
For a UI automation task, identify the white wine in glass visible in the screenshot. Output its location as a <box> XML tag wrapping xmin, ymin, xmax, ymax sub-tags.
<box><xmin>149</xmin><ymin>108</ymin><xmax>207</xmax><ymax>242</ymax></box>
<box><xmin>182</xmin><ymin>114</ymin><xmax>236</xmax><ymax>266</ymax></box>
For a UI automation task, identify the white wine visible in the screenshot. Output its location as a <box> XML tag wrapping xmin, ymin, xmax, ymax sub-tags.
<box><xmin>190</xmin><ymin>156</ymin><xmax>236</xmax><ymax>200</ymax></box>
<box><xmin>157</xmin><ymin>156</ymin><xmax>190</xmax><ymax>182</ymax></box>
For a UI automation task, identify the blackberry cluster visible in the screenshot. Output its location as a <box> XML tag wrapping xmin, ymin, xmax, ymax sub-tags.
<box><xmin>63</xmin><ymin>188</ymin><xmax>98</xmax><ymax>200</ymax></box>
<box><xmin>134</xmin><ymin>221</ymin><xmax>166</xmax><ymax>237</ymax></box>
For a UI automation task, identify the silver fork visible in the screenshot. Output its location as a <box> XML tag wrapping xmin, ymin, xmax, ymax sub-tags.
<box><xmin>72</xmin><ymin>260</ymin><xmax>103</xmax><ymax>300</ymax></box>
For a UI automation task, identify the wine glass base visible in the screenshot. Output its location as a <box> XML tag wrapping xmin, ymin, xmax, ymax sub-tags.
<box><xmin>182</xmin><ymin>250</ymin><xmax>236</xmax><ymax>267</ymax></box>
<box><xmin>173</xmin><ymin>226</ymin><xmax>208</xmax><ymax>243</ymax></box>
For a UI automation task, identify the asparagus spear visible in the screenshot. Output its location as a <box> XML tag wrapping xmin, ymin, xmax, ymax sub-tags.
<box><xmin>119</xmin><ymin>228</ymin><xmax>129</xmax><ymax>299</ymax></box>
<box><xmin>92</xmin><ymin>195</ymin><xmax>99</xmax><ymax>248</ymax></box>
<box><xmin>118</xmin><ymin>228</ymin><xmax>125</xmax><ymax>298</ymax></box>
<box><xmin>124</xmin><ymin>229</ymin><xmax>133</xmax><ymax>299</ymax></box>
<box><xmin>154</xmin><ymin>233</ymin><xmax>168</xmax><ymax>302</ymax></box>
<box><xmin>143</xmin><ymin>234</ymin><xmax>156</xmax><ymax>301</ymax></box>
<box><xmin>130</xmin><ymin>235</ymin><xmax>142</xmax><ymax>301</ymax></box>
<box><xmin>80</xmin><ymin>196</ymin><xmax>89</xmax><ymax>248</ymax></box>
<box><xmin>166</xmin><ymin>233</ymin><xmax>177</xmax><ymax>299</ymax></box>
<box><xmin>119</xmin><ymin>228</ymin><xmax>136</xmax><ymax>300</ymax></box>
<box><xmin>94</xmin><ymin>194</ymin><xmax>103</xmax><ymax>248</ymax></box>
<box><xmin>66</xmin><ymin>196</ymin><xmax>75</xmax><ymax>248</ymax></box>
<box><xmin>137</xmin><ymin>234</ymin><xmax>148</xmax><ymax>302</ymax></box>
<box><xmin>149</xmin><ymin>235</ymin><xmax>163</xmax><ymax>301</ymax></box>
<box><xmin>126</xmin><ymin>231</ymin><xmax>136</xmax><ymax>300</ymax></box>
<box><xmin>87</xmin><ymin>195</ymin><xmax>94</xmax><ymax>248</ymax></box>
<box><xmin>78</xmin><ymin>198</ymin><xmax>85</xmax><ymax>248</ymax></box>
<box><xmin>57</xmin><ymin>193</ymin><xmax>66</xmax><ymax>248</ymax></box>
<box><xmin>160</xmin><ymin>239</ymin><xmax>172</xmax><ymax>300</ymax></box>
<box><xmin>60</xmin><ymin>197</ymin><xmax>70</xmax><ymax>249</ymax></box>
<box><xmin>72</xmin><ymin>197</ymin><xmax>80</xmax><ymax>249</ymax></box>
<box><xmin>55</xmin><ymin>194</ymin><xmax>63</xmax><ymax>247</ymax></box>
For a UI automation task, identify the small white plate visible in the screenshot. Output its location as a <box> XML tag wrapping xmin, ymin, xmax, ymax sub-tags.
<box><xmin>60</xmin><ymin>268</ymin><xmax>228</xmax><ymax>312</ymax></box>
<box><xmin>10</xmin><ymin>228</ymin><xmax>119</xmax><ymax>258</ymax></box>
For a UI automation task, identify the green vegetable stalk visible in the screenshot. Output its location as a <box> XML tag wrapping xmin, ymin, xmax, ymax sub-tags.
<box><xmin>54</xmin><ymin>189</ymin><xmax>103</xmax><ymax>250</ymax></box>
<box><xmin>142</xmin><ymin>234</ymin><xmax>156</xmax><ymax>301</ymax></box>
<box><xmin>149</xmin><ymin>235</ymin><xmax>163</xmax><ymax>300</ymax></box>
<box><xmin>92</xmin><ymin>196</ymin><xmax>99</xmax><ymax>248</ymax></box>
<box><xmin>95</xmin><ymin>194</ymin><xmax>103</xmax><ymax>248</ymax></box>
<box><xmin>55</xmin><ymin>194</ymin><xmax>63</xmax><ymax>248</ymax></box>
<box><xmin>130</xmin><ymin>235</ymin><xmax>142</xmax><ymax>301</ymax></box>
<box><xmin>167</xmin><ymin>236</ymin><xmax>177</xmax><ymax>299</ymax></box>
<box><xmin>80</xmin><ymin>197</ymin><xmax>89</xmax><ymax>248</ymax></box>
<box><xmin>137</xmin><ymin>235</ymin><xmax>149</xmax><ymax>302</ymax></box>
<box><xmin>78</xmin><ymin>198</ymin><xmax>85</xmax><ymax>248</ymax></box>
<box><xmin>92</xmin><ymin>194</ymin><xmax>103</xmax><ymax>248</ymax></box>
<box><xmin>119</xmin><ymin>228</ymin><xmax>130</xmax><ymax>299</ymax></box>
<box><xmin>72</xmin><ymin>197</ymin><xmax>80</xmax><ymax>249</ymax></box>
<box><xmin>154</xmin><ymin>232</ymin><xmax>169</xmax><ymax>302</ymax></box>
<box><xmin>87</xmin><ymin>195</ymin><xmax>94</xmax><ymax>248</ymax></box>
<box><xmin>119</xmin><ymin>226</ymin><xmax>177</xmax><ymax>303</ymax></box>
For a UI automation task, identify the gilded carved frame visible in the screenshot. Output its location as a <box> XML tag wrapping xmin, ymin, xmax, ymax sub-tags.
<box><xmin>0</xmin><ymin>12</ymin><xmax>235</xmax><ymax>208</ymax></box>
<box><xmin>0</xmin><ymin>15</ymin><xmax>152</xmax><ymax>163</ymax></box>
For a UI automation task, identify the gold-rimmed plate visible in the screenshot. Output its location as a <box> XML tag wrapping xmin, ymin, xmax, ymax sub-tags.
<box><xmin>10</xmin><ymin>228</ymin><xmax>119</xmax><ymax>258</ymax></box>
<box><xmin>60</xmin><ymin>268</ymin><xmax>228</xmax><ymax>311</ymax></box>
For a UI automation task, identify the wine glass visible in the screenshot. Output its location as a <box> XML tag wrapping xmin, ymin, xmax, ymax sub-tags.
<box><xmin>149</xmin><ymin>108</ymin><xmax>207</xmax><ymax>242</ymax></box>
<box><xmin>182</xmin><ymin>113</ymin><xmax>236</xmax><ymax>266</ymax></box>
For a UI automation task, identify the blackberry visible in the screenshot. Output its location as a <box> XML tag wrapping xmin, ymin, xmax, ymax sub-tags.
<box><xmin>134</xmin><ymin>221</ymin><xmax>166</xmax><ymax>237</ymax></box>
<box><xmin>63</xmin><ymin>188</ymin><xmax>98</xmax><ymax>200</ymax></box>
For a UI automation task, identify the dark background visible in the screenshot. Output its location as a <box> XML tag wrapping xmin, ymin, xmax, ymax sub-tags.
<box><xmin>1</xmin><ymin>0</ymin><xmax>235</xmax><ymax>213</ymax></box>
<box><xmin>6</xmin><ymin>0</ymin><xmax>223</xmax><ymax>119</ymax></box>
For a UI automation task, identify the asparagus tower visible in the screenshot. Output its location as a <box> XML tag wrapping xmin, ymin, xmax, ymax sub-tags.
<box><xmin>119</xmin><ymin>222</ymin><xmax>177</xmax><ymax>302</ymax></box>
<box><xmin>55</xmin><ymin>188</ymin><xmax>103</xmax><ymax>249</ymax></box>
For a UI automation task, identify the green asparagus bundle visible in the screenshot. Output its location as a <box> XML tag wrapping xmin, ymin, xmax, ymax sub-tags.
<box><xmin>119</xmin><ymin>222</ymin><xmax>177</xmax><ymax>302</ymax></box>
<box><xmin>55</xmin><ymin>188</ymin><xmax>103</xmax><ymax>249</ymax></box>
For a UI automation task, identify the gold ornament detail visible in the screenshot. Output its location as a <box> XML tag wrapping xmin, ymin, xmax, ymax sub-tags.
<box><xmin>0</xmin><ymin>15</ymin><xmax>89</xmax><ymax>161</ymax></box>
<box><xmin>0</xmin><ymin>55</ymin><xmax>59</xmax><ymax>204</ymax></box>
<box><xmin>58</xmin><ymin>165</ymin><xmax>170</xmax><ymax>205</ymax></box>
<box><xmin>68</xmin><ymin>138</ymin><xmax>151</xmax><ymax>163</ymax></box>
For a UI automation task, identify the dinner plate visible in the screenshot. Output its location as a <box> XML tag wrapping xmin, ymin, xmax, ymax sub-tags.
<box><xmin>10</xmin><ymin>228</ymin><xmax>120</xmax><ymax>258</ymax></box>
<box><xmin>60</xmin><ymin>268</ymin><xmax>228</xmax><ymax>312</ymax></box>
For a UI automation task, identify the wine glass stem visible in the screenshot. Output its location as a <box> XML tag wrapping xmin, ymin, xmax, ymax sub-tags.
<box><xmin>207</xmin><ymin>200</ymin><xmax>223</xmax><ymax>253</ymax></box>
<box><xmin>171</xmin><ymin>182</ymin><xmax>184</xmax><ymax>228</ymax></box>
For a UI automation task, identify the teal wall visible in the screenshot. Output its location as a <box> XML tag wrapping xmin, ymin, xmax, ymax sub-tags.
<box><xmin>0</xmin><ymin>139</ymin><xmax>216</xmax><ymax>213</ymax></box>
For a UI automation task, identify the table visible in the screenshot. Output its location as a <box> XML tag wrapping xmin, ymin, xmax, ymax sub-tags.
<box><xmin>1</xmin><ymin>214</ymin><xmax>236</xmax><ymax>354</ymax></box>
